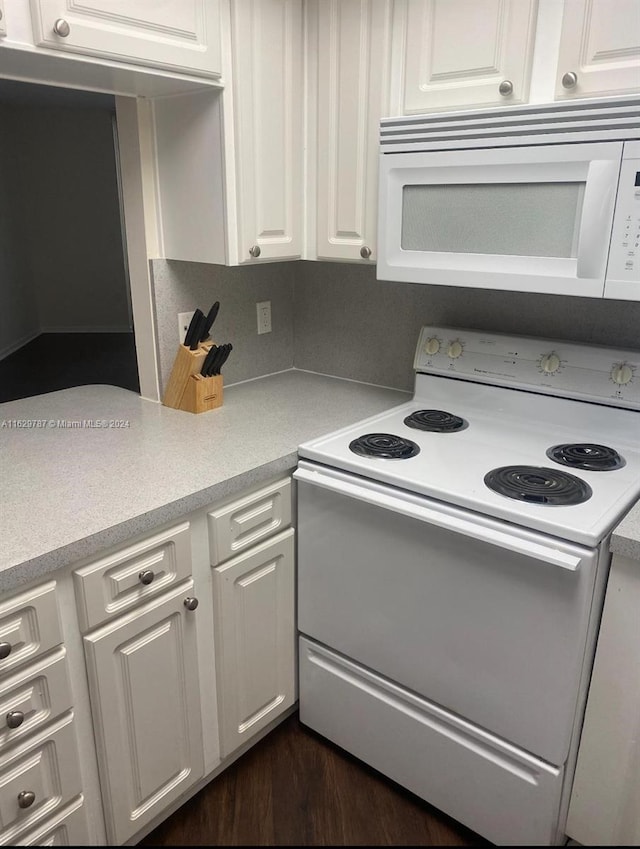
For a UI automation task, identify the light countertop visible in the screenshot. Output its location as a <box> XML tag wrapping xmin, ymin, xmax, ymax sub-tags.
<box><xmin>610</xmin><ymin>502</ymin><xmax>640</xmax><ymax>562</ymax></box>
<box><xmin>2</xmin><ymin>369</ymin><xmax>638</xmax><ymax>594</ymax></box>
<box><xmin>0</xmin><ymin>370</ymin><xmax>409</xmax><ymax>591</ymax></box>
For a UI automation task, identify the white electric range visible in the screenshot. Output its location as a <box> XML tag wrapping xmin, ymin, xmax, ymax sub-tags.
<box><xmin>294</xmin><ymin>326</ymin><xmax>640</xmax><ymax>847</ymax></box>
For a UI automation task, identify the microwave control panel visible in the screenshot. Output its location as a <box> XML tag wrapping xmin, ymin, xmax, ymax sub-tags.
<box><xmin>605</xmin><ymin>145</ymin><xmax>640</xmax><ymax>299</ymax></box>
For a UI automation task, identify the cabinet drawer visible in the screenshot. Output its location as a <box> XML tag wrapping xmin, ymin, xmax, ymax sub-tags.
<box><xmin>300</xmin><ymin>637</ymin><xmax>564</xmax><ymax>847</ymax></box>
<box><xmin>13</xmin><ymin>795</ymin><xmax>90</xmax><ymax>846</ymax></box>
<box><xmin>208</xmin><ymin>479</ymin><xmax>292</xmax><ymax>566</ymax></box>
<box><xmin>0</xmin><ymin>649</ymin><xmax>72</xmax><ymax>752</ymax></box>
<box><xmin>0</xmin><ymin>712</ymin><xmax>83</xmax><ymax>845</ymax></box>
<box><xmin>73</xmin><ymin>522</ymin><xmax>192</xmax><ymax>632</ymax></box>
<box><xmin>0</xmin><ymin>584</ymin><xmax>62</xmax><ymax>677</ymax></box>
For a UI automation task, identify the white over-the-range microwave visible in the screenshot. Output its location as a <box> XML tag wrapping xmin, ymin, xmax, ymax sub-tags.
<box><xmin>377</xmin><ymin>95</ymin><xmax>640</xmax><ymax>301</ymax></box>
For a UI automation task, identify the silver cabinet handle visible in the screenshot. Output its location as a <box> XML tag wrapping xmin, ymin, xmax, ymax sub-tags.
<box><xmin>562</xmin><ymin>71</ymin><xmax>578</xmax><ymax>89</ymax></box>
<box><xmin>183</xmin><ymin>597</ymin><xmax>199</xmax><ymax>611</ymax></box>
<box><xmin>498</xmin><ymin>79</ymin><xmax>513</xmax><ymax>96</ymax></box>
<box><xmin>249</xmin><ymin>245</ymin><xmax>261</xmax><ymax>258</ymax></box>
<box><xmin>360</xmin><ymin>246</ymin><xmax>372</xmax><ymax>259</ymax></box>
<box><xmin>138</xmin><ymin>569</ymin><xmax>155</xmax><ymax>586</ymax></box>
<box><xmin>0</xmin><ymin>642</ymin><xmax>11</xmax><ymax>660</ymax></box>
<box><xmin>53</xmin><ymin>18</ymin><xmax>70</xmax><ymax>37</ymax></box>
<box><xmin>17</xmin><ymin>790</ymin><xmax>35</xmax><ymax>809</ymax></box>
<box><xmin>6</xmin><ymin>710</ymin><xmax>24</xmax><ymax>729</ymax></box>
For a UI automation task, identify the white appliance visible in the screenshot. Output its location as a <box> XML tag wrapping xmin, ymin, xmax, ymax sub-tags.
<box><xmin>294</xmin><ymin>327</ymin><xmax>640</xmax><ymax>846</ymax></box>
<box><xmin>377</xmin><ymin>95</ymin><xmax>640</xmax><ymax>301</ymax></box>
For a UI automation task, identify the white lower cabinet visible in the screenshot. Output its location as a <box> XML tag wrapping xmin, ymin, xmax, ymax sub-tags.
<box><xmin>82</xmin><ymin>580</ymin><xmax>204</xmax><ymax>845</ymax></box>
<box><xmin>213</xmin><ymin>528</ymin><xmax>296</xmax><ymax>758</ymax></box>
<box><xmin>13</xmin><ymin>795</ymin><xmax>90</xmax><ymax>846</ymax></box>
<box><xmin>0</xmin><ymin>712</ymin><xmax>85</xmax><ymax>846</ymax></box>
<box><xmin>0</xmin><ymin>480</ymin><xmax>297</xmax><ymax>845</ymax></box>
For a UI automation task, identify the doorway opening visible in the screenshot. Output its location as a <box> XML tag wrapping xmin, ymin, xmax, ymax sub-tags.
<box><xmin>0</xmin><ymin>78</ymin><xmax>139</xmax><ymax>402</ymax></box>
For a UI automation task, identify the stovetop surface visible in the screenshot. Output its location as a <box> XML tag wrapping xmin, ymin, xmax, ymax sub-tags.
<box><xmin>298</xmin><ymin>375</ymin><xmax>640</xmax><ymax>547</ymax></box>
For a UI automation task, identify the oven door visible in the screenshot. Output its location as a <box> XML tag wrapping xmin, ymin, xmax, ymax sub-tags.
<box><xmin>377</xmin><ymin>141</ymin><xmax>622</xmax><ymax>298</ymax></box>
<box><xmin>295</xmin><ymin>461</ymin><xmax>603</xmax><ymax>766</ymax></box>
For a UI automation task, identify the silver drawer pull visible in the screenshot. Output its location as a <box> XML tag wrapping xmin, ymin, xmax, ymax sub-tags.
<box><xmin>53</xmin><ymin>19</ymin><xmax>70</xmax><ymax>37</ymax></box>
<box><xmin>360</xmin><ymin>246</ymin><xmax>372</xmax><ymax>259</ymax></box>
<box><xmin>498</xmin><ymin>79</ymin><xmax>513</xmax><ymax>96</ymax></box>
<box><xmin>6</xmin><ymin>710</ymin><xmax>24</xmax><ymax>729</ymax></box>
<box><xmin>183</xmin><ymin>597</ymin><xmax>199</xmax><ymax>611</ymax></box>
<box><xmin>562</xmin><ymin>71</ymin><xmax>578</xmax><ymax>88</ymax></box>
<box><xmin>17</xmin><ymin>790</ymin><xmax>35</xmax><ymax>809</ymax></box>
<box><xmin>249</xmin><ymin>245</ymin><xmax>261</xmax><ymax>258</ymax></box>
<box><xmin>0</xmin><ymin>642</ymin><xmax>12</xmax><ymax>660</ymax></box>
<box><xmin>138</xmin><ymin>569</ymin><xmax>155</xmax><ymax>585</ymax></box>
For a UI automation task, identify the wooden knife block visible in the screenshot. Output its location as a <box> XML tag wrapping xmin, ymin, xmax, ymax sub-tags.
<box><xmin>162</xmin><ymin>342</ymin><xmax>223</xmax><ymax>413</ymax></box>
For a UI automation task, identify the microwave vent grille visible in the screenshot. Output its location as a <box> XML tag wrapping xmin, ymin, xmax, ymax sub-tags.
<box><xmin>380</xmin><ymin>95</ymin><xmax>640</xmax><ymax>153</ymax></box>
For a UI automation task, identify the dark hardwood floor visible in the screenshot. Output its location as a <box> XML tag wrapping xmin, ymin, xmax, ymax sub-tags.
<box><xmin>0</xmin><ymin>332</ymin><xmax>139</xmax><ymax>403</ymax></box>
<box><xmin>139</xmin><ymin>714</ymin><xmax>491</xmax><ymax>847</ymax></box>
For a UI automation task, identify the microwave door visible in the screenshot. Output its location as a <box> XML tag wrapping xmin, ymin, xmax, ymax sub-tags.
<box><xmin>377</xmin><ymin>142</ymin><xmax>623</xmax><ymax>298</ymax></box>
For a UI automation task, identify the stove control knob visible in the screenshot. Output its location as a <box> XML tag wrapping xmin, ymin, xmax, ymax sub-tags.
<box><xmin>424</xmin><ymin>337</ymin><xmax>440</xmax><ymax>356</ymax></box>
<box><xmin>447</xmin><ymin>340</ymin><xmax>463</xmax><ymax>359</ymax></box>
<box><xmin>540</xmin><ymin>352</ymin><xmax>560</xmax><ymax>374</ymax></box>
<box><xmin>611</xmin><ymin>362</ymin><xmax>633</xmax><ymax>385</ymax></box>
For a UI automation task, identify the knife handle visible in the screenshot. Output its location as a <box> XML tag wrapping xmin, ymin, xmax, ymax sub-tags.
<box><xmin>189</xmin><ymin>313</ymin><xmax>207</xmax><ymax>350</ymax></box>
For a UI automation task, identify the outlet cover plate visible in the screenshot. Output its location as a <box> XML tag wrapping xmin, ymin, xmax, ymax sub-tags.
<box><xmin>257</xmin><ymin>301</ymin><xmax>271</xmax><ymax>334</ymax></box>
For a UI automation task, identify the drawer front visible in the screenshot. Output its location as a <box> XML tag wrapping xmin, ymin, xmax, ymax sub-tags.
<box><xmin>0</xmin><ymin>713</ymin><xmax>83</xmax><ymax>845</ymax></box>
<box><xmin>14</xmin><ymin>795</ymin><xmax>90</xmax><ymax>846</ymax></box>
<box><xmin>208</xmin><ymin>479</ymin><xmax>292</xmax><ymax>566</ymax></box>
<box><xmin>300</xmin><ymin>637</ymin><xmax>564</xmax><ymax>847</ymax></box>
<box><xmin>0</xmin><ymin>649</ymin><xmax>72</xmax><ymax>751</ymax></box>
<box><xmin>73</xmin><ymin>522</ymin><xmax>192</xmax><ymax>632</ymax></box>
<box><xmin>0</xmin><ymin>584</ymin><xmax>62</xmax><ymax>677</ymax></box>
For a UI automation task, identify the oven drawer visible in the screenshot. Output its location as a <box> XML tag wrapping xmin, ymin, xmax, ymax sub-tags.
<box><xmin>296</xmin><ymin>467</ymin><xmax>601</xmax><ymax>765</ymax></box>
<box><xmin>300</xmin><ymin>636</ymin><xmax>563</xmax><ymax>847</ymax></box>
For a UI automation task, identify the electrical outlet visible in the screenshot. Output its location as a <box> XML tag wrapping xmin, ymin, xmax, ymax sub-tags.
<box><xmin>257</xmin><ymin>301</ymin><xmax>272</xmax><ymax>334</ymax></box>
<box><xmin>178</xmin><ymin>311</ymin><xmax>195</xmax><ymax>344</ymax></box>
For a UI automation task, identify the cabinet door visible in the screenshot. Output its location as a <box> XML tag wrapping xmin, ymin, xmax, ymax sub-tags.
<box><xmin>83</xmin><ymin>581</ymin><xmax>204</xmax><ymax>845</ymax></box>
<box><xmin>311</xmin><ymin>0</ymin><xmax>393</xmax><ymax>263</ymax></box>
<box><xmin>213</xmin><ymin>529</ymin><xmax>295</xmax><ymax>758</ymax></box>
<box><xmin>228</xmin><ymin>0</ymin><xmax>303</xmax><ymax>263</ymax></box>
<box><xmin>30</xmin><ymin>0</ymin><xmax>221</xmax><ymax>77</ymax></box>
<box><xmin>566</xmin><ymin>554</ymin><xmax>640</xmax><ymax>845</ymax></box>
<box><xmin>394</xmin><ymin>0</ymin><xmax>538</xmax><ymax>113</ymax></box>
<box><xmin>554</xmin><ymin>0</ymin><xmax>640</xmax><ymax>99</ymax></box>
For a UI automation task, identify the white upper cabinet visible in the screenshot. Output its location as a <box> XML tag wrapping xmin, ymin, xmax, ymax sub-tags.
<box><xmin>309</xmin><ymin>0</ymin><xmax>393</xmax><ymax>262</ymax></box>
<box><xmin>392</xmin><ymin>0</ymin><xmax>539</xmax><ymax>113</ymax></box>
<box><xmin>554</xmin><ymin>0</ymin><xmax>640</xmax><ymax>99</ymax></box>
<box><xmin>225</xmin><ymin>0</ymin><xmax>303</xmax><ymax>263</ymax></box>
<box><xmin>29</xmin><ymin>0</ymin><xmax>222</xmax><ymax>77</ymax></box>
<box><xmin>152</xmin><ymin>0</ymin><xmax>303</xmax><ymax>265</ymax></box>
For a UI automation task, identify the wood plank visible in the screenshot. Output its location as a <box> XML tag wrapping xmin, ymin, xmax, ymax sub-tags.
<box><xmin>139</xmin><ymin>713</ymin><xmax>490</xmax><ymax>846</ymax></box>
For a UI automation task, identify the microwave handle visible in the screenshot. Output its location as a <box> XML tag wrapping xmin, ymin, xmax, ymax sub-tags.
<box><xmin>294</xmin><ymin>466</ymin><xmax>582</xmax><ymax>571</ymax></box>
<box><xmin>576</xmin><ymin>159</ymin><xmax>620</xmax><ymax>280</ymax></box>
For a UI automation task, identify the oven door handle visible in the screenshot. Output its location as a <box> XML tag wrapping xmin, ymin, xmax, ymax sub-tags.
<box><xmin>294</xmin><ymin>467</ymin><xmax>582</xmax><ymax>572</ymax></box>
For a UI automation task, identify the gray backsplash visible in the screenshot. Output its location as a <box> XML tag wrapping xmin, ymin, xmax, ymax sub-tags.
<box><xmin>152</xmin><ymin>258</ymin><xmax>640</xmax><ymax>395</ymax></box>
<box><xmin>151</xmin><ymin>259</ymin><xmax>296</xmax><ymax>392</ymax></box>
